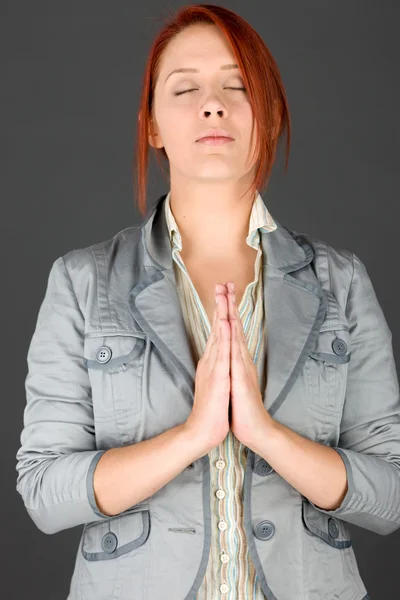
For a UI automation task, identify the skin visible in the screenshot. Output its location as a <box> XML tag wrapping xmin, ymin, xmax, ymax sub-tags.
<box><xmin>148</xmin><ymin>23</ymin><xmax>348</xmax><ymax>511</ymax></box>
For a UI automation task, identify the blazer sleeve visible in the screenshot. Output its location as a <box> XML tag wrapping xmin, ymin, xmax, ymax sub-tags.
<box><xmin>309</xmin><ymin>251</ymin><xmax>400</xmax><ymax>535</ymax></box>
<box><xmin>16</xmin><ymin>256</ymin><xmax>111</xmax><ymax>534</ymax></box>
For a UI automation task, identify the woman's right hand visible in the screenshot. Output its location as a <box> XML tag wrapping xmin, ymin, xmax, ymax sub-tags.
<box><xmin>184</xmin><ymin>285</ymin><xmax>231</xmax><ymax>455</ymax></box>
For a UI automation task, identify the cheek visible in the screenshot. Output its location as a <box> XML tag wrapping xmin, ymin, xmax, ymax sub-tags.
<box><xmin>234</xmin><ymin>106</ymin><xmax>257</xmax><ymax>146</ymax></box>
<box><xmin>159</xmin><ymin>108</ymin><xmax>193</xmax><ymax>151</ymax></box>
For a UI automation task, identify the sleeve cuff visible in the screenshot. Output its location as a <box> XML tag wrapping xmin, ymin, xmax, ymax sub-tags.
<box><xmin>86</xmin><ymin>450</ymin><xmax>110</xmax><ymax>518</ymax></box>
<box><xmin>308</xmin><ymin>447</ymin><xmax>360</xmax><ymax>516</ymax></box>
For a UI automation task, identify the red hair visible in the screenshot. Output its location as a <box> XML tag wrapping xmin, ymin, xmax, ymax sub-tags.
<box><xmin>133</xmin><ymin>4</ymin><xmax>291</xmax><ymax>217</ymax></box>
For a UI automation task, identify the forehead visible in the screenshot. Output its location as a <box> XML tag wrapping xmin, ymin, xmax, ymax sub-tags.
<box><xmin>159</xmin><ymin>24</ymin><xmax>235</xmax><ymax>71</ymax></box>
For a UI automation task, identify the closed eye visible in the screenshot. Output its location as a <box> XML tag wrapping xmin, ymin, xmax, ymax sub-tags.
<box><xmin>174</xmin><ymin>87</ymin><xmax>246</xmax><ymax>96</ymax></box>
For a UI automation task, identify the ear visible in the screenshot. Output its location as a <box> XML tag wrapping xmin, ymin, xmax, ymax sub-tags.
<box><xmin>148</xmin><ymin>117</ymin><xmax>164</xmax><ymax>149</ymax></box>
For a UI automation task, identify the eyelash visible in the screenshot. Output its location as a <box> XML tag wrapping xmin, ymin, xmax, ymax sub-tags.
<box><xmin>174</xmin><ymin>87</ymin><xmax>247</xmax><ymax>97</ymax></box>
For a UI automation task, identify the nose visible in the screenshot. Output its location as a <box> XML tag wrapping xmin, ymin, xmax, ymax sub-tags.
<box><xmin>203</xmin><ymin>109</ymin><xmax>224</xmax><ymax>117</ymax></box>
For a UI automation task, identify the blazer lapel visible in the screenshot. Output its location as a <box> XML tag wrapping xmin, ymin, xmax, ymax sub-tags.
<box><xmin>128</xmin><ymin>194</ymin><xmax>327</xmax><ymax>418</ymax></box>
<box><xmin>260</xmin><ymin>224</ymin><xmax>327</xmax><ymax>417</ymax></box>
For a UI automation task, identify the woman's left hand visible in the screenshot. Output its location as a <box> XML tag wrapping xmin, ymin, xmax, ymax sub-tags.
<box><xmin>224</xmin><ymin>281</ymin><xmax>276</xmax><ymax>451</ymax></box>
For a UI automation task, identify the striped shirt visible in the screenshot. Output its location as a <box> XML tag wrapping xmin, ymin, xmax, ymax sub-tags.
<box><xmin>164</xmin><ymin>190</ymin><xmax>277</xmax><ymax>599</ymax></box>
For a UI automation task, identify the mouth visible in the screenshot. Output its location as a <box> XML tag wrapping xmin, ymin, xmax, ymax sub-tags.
<box><xmin>196</xmin><ymin>136</ymin><xmax>235</xmax><ymax>145</ymax></box>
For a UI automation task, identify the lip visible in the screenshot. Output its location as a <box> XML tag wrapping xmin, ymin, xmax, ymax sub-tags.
<box><xmin>197</xmin><ymin>137</ymin><xmax>235</xmax><ymax>145</ymax></box>
<box><xmin>195</xmin><ymin>128</ymin><xmax>235</xmax><ymax>142</ymax></box>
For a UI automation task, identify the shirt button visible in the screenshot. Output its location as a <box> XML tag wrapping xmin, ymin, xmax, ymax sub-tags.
<box><xmin>218</xmin><ymin>520</ymin><xmax>227</xmax><ymax>531</ymax></box>
<box><xmin>216</xmin><ymin>489</ymin><xmax>226</xmax><ymax>499</ymax></box>
<box><xmin>220</xmin><ymin>583</ymin><xmax>229</xmax><ymax>594</ymax></box>
<box><xmin>220</xmin><ymin>553</ymin><xmax>230</xmax><ymax>563</ymax></box>
<box><xmin>216</xmin><ymin>460</ymin><xmax>225</xmax><ymax>469</ymax></box>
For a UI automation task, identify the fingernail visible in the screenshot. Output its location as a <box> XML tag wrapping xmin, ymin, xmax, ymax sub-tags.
<box><xmin>232</xmin><ymin>292</ymin><xmax>236</xmax><ymax>304</ymax></box>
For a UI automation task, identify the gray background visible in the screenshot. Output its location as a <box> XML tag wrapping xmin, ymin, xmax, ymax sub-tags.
<box><xmin>3</xmin><ymin>1</ymin><xmax>399</xmax><ymax>598</ymax></box>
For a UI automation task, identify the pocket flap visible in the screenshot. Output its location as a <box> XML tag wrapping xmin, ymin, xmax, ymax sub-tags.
<box><xmin>302</xmin><ymin>500</ymin><xmax>352</xmax><ymax>549</ymax></box>
<box><xmin>84</xmin><ymin>333</ymin><xmax>146</xmax><ymax>370</ymax></box>
<box><xmin>82</xmin><ymin>505</ymin><xmax>151</xmax><ymax>561</ymax></box>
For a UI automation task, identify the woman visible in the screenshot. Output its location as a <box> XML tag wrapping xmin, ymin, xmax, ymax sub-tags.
<box><xmin>16</xmin><ymin>5</ymin><xmax>398</xmax><ymax>600</ymax></box>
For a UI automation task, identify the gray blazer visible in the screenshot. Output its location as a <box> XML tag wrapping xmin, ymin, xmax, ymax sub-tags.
<box><xmin>16</xmin><ymin>193</ymin><xmax>399</xmax><ymax>600</ymax></box>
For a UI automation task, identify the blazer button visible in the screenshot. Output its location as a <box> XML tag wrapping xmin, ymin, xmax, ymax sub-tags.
<box><xmin>101</xmin><ymin>532</ymin><xmax>118</xmax><ymax>553</ymax></box>
<box><xmin>332</xmin><ymin>338</ymin><xmax>347</xmax><ymax>356</ymax></box>
<box><xmin>254</xmin><ymin>520</ymin><xmax>275</xmax><ymax>541</ymax></box>
<box><xmin>254</xmin><ymin>459</ymin><xmax>274</xmax><ymax>476</ymax></box>
<box><xmin>95</xmin><ymin>346</ymin><xmax>112</xmax><ymax>363</ymax></box>
<box><xmin>328</xmin><ymin>517</ymin><xmax>339</xmax><ymax>539</ymax></box>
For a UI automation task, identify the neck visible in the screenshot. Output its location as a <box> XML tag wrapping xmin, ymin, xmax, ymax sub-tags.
<box><xmin>168</xmin><ymin>179</ymin><xmax>257</xmax><ymax>261</ymax></box>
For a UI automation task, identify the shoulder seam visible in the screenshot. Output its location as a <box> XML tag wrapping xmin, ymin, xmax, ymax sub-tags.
<box><xmin>345</xmin><ymin>252</ymin><xmax>356</xmax><ymax>314</ymax></box>
<box><xmin>60</xmin><ymin>255</ymin><xmax>85</xmax><ymax>322</ymax></box>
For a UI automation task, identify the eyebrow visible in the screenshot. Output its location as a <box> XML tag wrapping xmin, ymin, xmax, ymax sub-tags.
<box><xmin>164</xmin><ymin>63</ymin><xmax>239</xmax><ymax>84</ymax></box>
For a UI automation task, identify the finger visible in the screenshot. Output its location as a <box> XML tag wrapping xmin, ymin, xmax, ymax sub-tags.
<box><xmin>203</xmin><ymin>283</ymin><xmax>229</xmax><ymax>367</ymax></box>
<box><xmin>225</xmin><ymin>281</ymin><xmax>241</xmax><ymax>342</ymax></box>
<box><xmin>202</xmin><ymin>290</ymin><xmax>220</xmax><ymax>365</ymax></box>
<box><xmin>213</xmin><ymin>312</ymin><xmax>231</xmax><ymax>379</ymax></box>
<box><xmin>225</xmin><ymin>281</ymin><xmax>237</xmax><ymax>327</ymax></box>
<box><xmin>230</xmin><ymin>285</ymin><xmax>246</xmax><ymax>346</ymax></box>
<box><xmin>212</xmin><ymin>291</ymin><xmax>231</xmax><ymax>373</ymax></box>
<box><xmin>213</xmin><ymin>283</ymin><xmax>231</xmax><ymax>373</ymax></box>
<box><xmin>225</xmin><ymin>283</ymin><xmax>242</xmax><ymax>365</ymax></box>
<box><xmin>218</xmin><ymin>282</ymin><xmax>229</xmax><ymax>321</ymax></box>
<box><xmin>226</xmin><ymin>281</ymin><xmax>249</xmax><ymax>367</ymax></box>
